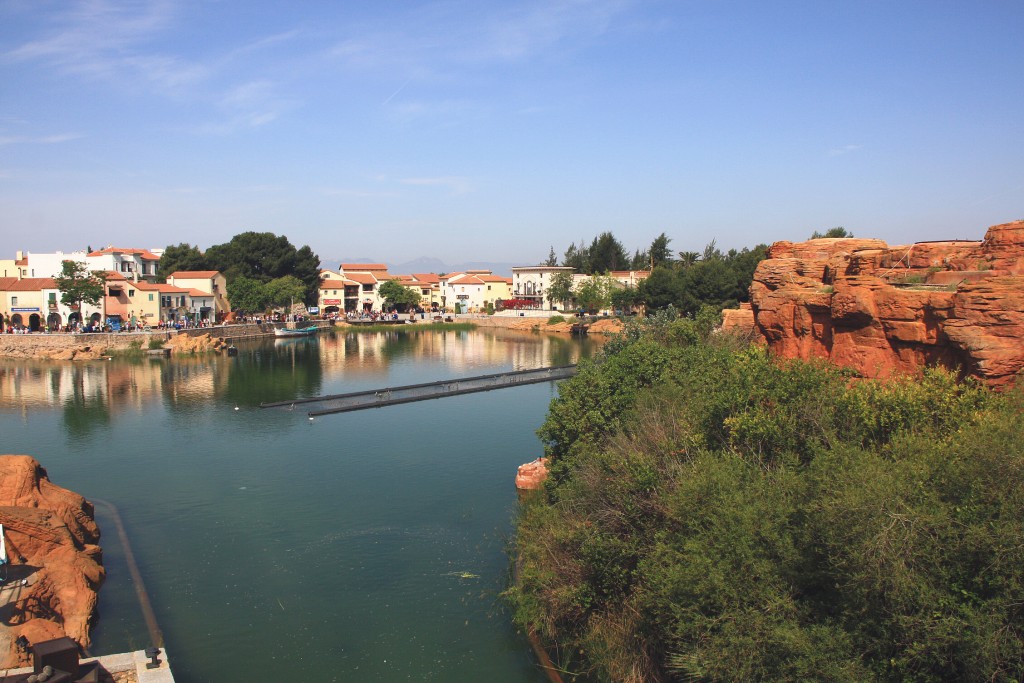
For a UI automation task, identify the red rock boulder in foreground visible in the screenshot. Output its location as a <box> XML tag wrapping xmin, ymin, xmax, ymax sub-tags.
<box><xmin>515</xmin><ymin>458</ymin><xmax>549</xmax><ymax>490</ymax></box>
<box><xmin>0</xmin><ymin>455</ymin><xmax>104</xmax><ymax>668</ymax></box>
<box><xmin>735</xmin><ymin>220</ymin><xmax>1024</xmax><ymax>386</ymax></box>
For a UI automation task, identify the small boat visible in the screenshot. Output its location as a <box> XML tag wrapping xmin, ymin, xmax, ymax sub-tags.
<box><xmin>274</xmin><ymin>325</ymin><xmax>320</xmax><ymax>338</ymax></box>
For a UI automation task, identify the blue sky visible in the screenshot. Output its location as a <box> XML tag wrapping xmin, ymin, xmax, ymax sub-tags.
<box><xmin>2</xmin><ymin>0</ymin><xmax>1022</xmax><ymax>265</ymax></box>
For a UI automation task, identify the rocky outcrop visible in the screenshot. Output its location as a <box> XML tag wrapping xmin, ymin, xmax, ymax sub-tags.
<box><xmin>166</xmin><ymin>332</ymin><xmax>229</xmax><ymax>353</ymax></box>
<box><xmin>0</xmin><ymin>456</ymin><xmax>104</xmax><ymax>668</ymax></box>
<box><xmin>737</xmin><ymin>221</ymin><xmax>1024</xmax><ymax>386</ymax></box>
<box><xmin>515</xmin><ymin>458</ymin><xmax>549</xmax><ymax>490</ymax></box>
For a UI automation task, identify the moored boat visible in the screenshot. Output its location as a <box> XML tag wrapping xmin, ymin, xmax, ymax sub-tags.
<box><xmin>274</xmin><ymin>325</ymin><xmax>319</xmax><ymax>337</ymax></box>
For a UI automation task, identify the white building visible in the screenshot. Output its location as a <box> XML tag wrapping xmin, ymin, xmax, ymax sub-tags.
<box><xmin>510</xmin><ymin>266</ymin><xmax>575</xmax><ymax>310</ymax></box>
<box><xmin>86</xmin><ymin>247</ymin><xmax>163</xmax><ymax>280</ymax></box>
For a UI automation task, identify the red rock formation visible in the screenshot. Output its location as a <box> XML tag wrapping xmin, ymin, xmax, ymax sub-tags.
<box><xmin>739</xmin><ymin>221</ymin><xmax>1024</xmax><ymax>386</ymax></box>
<box><xmin>0</xmin><ymin>456</ymin><xmax>104</xmax><ymax>668</ymax></box>
<box><xmin>515</xmin><ymin>458</ymin><xmax>549</xmax><ymax>490</ymax></box>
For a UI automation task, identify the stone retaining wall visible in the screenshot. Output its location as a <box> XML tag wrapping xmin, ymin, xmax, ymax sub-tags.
<box><xmin>0</xmin><ymin>331</ymin><xmax>172</xmax><ymax>360</ymax></box>
<box><xmin>0</xmin><ymin>322</ymin><xmax>339</xmax><ymax>359</ymax></box>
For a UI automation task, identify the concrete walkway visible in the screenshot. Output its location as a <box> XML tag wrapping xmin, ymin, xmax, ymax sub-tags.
<box><xmin>0</xmin><ymin>648</ymin><xmax>174</xmax><ymax>682</ymax></box>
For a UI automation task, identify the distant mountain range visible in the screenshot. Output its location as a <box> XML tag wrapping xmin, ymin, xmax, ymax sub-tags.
<box><xmin>319</xmin><ymin>256</ymin><xmax>523</xmax><ymax>277</ymax></box>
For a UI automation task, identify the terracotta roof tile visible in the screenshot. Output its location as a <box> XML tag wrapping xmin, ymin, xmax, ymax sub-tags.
<box><xmin>87</xmin><ymin>247</ymin><xmax>161</xmax><ymax>260</ymax></box>
<box><xmin>169</xmin><ymin>270</ymin><xmax>220</xmax><ymax>278</ymax></box>
<box><xmin>345</xmin><ymin>273</ymin><xmax>378</xmax><ymax>285</ymax></box>
<box><xmin>5</xmin><ymin>278</ymin><xmax>57</xmax><ymax>291</ymax></box>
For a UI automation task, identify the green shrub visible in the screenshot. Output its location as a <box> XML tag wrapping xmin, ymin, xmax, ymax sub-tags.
<box><xmin>547</xmin><ymin>315</ymin><xmax>566</xmax><ymax>324</ymax></box>
<box><xmin>510</xmin><ymin>317</ymin><xmax>1020</xmax><ymax>681</ymax></box>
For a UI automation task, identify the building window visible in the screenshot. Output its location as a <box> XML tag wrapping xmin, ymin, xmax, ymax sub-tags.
<box><xmin>11</xmin><ymin>296</ymin><xmax>17</xmax><ymax>306</ymax></box>
<box><xmin>149</xmin><ymin>294</ymin><xmax>154</xmax><ymax>301</ymax></box>
<box><xmin>128</xmin><ymin>290</ymin><xmax>134</xmax><ymax>297</ymax></box>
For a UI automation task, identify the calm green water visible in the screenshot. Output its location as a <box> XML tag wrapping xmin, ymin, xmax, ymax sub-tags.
<box><xmin>0</xmin><ymin>328</ymin><xmax>601</xmax><ymax>682</ymax></box>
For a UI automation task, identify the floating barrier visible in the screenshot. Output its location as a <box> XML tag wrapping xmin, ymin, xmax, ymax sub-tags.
<box><xmin>260</xmin><ymin>365</ymin><xmax>577</xmax><ymax>416</ymax></box>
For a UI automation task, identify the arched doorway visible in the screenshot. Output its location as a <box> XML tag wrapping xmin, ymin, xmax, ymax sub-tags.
<box><xmin>11</xmin><ymin>314</ymin><xmax>23</xmax><ymax>329</ymax></box>
<box><xmin>47</xmin><ymin>312</ymin><xmax>62</xmax><ymax>330</ymax></box>
<box><xmin>68</xmin><ymin>312</ymin><xmax>82</xmax><ymax>329</ymax></box>
<box><xmin>89</xmin><ymin>312</ymin><xmax>101</xmax><ymax>330</ymax></box>
<box><xmin>28</xmin><ymin>314</ymin><xmax>41</xmax><ymax>332</ymax></box>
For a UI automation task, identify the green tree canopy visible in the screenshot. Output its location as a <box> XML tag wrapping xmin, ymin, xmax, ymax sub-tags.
<box><xmin>54</xmin><ymin>260</ymin><xmax>106</xmax><ymax>317</ymax></box>
<box><xmin>265</xmin><ymin>275</ymin><xmax>307</xmax><ymax>309</ymax></box>
<box><xmin>575</xmin><ymin>274</ymin><xmax>615</xmax><ymax>314</ymax></box>
<box><xmin>563</xmin><ymin>241</ymin><xmax>589</xmax><ymax>272</ymax></box>
<box><xmin>226</xmin><ymin>276</ymin><xmax>270</xmax><ymax>314</ymax></box>
<box><xmin>588</xmin><ymin>232</ymin><xmax>628</xmax><ymax>273</ymax></box>
<box><xmin>547</xmin><ymin>271</ymin><xmax>575</xmax><ymax>310</ymax></box>
<box><xmin>811</xmin><ymin>226</ymin><xmax>853</xmax><ymax>238</ymax></box>
<box><xmin>378</xmin><ymin>279</ymin><xmax>421</xmax><ymax>310</ymax></box>
<box><xmin>648</xmin><ymin>232</ymin><xmax>673</xmax><ymax>268</ymax></box>
<box><xmin>204</xmin><ymin>232</ymin><xmax>321</xmax><ymax>304</ymax></box>
<box><xmin>512</xmin><ymin>317</ymin><xmax>1023</xmax><ymax>682</ymax></box>
<box><xmin>638</xmin><ymin>242</ymin><xmax>768</xmax><ymax>315</ymax></box>
<box><xmin>156</xmin><ymin>243</ymin><xmax>209</xmax><ymax>282</ymax></box>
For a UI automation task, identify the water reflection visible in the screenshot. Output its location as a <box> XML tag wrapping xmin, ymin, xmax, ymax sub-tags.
<box><xmin>0</xmin><ymin>327</ymin><xmax>601</xmax><ymax>683</ymax></box>
<box><xmin>0</xmin><ymin>328</ymin><xmax>601</xmax><ymax>422</ymax></box>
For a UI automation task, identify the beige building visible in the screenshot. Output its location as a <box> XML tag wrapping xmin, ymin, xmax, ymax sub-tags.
<box><xmin>443</xmin><ymin>271</ymin><xmax>512</xmax><ymax>312</ymax></box>
<box><xmin>338</xmin><ymin>264</ymin><xmax>393</xmax><ymax>312</ymax></box>
<box><xmin>166</xmin><ymin>271</ymin><xmax>229</xmax><ymax>321</ymax></box>
<box><xmin>0</xmin><ymin>276</ymin><xmax>105</xmax><ymax>331</ymax></box>
<box><xmin>318</xmin><ymin>271</ymin><xmax>361</xmax><ymax>315</ymax></box>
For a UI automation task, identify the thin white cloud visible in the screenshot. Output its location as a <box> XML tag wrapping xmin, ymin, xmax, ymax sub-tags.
<box><xmin>327</xmin><ymin>0</ymin><xmax>634</xmax><ymax>74</ymax></box>
<box><xmin>0</xmin><ymin>133</ymin><xmax>82</xmax><ymax>147</ymax></box>
<box><xmin>320</xmin><ymin>187</ymin><xmax>399</xmax><ymax>199</ymax></box>
<box><xmin>211</xmin><ymin>80</ymin><xmax>298</xmax><ymax>132</ymax></box>
<box><xmin>400</xmin><ymin>176</ymin><xmax>472</xmax><ymax>195</ymax></box>
<box><xmin>829</xmin><ymin>144</ymin><xmax>862</xmax><ymax>156</ymax></box>
<box><xmin>4</xmin><ymin>0</ymin><xmax>178</xmax><ymax>71</ymax></box>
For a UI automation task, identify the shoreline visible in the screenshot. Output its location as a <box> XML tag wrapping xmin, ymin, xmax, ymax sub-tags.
<box><xmin>0</xmin><ymin>316</ymin><xmax>623</xmax><ymax>360</ymax></box>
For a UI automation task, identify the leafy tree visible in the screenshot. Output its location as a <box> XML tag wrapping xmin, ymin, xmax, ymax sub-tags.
<box><xmin>649</xmin><ymin>232</ymin><xmax>673</xmax><ymax>268</ymax></box>
<box><xmin>544</xmin><ymin>246</ymin><xmax>558</xmax><ymax>267</ymax></box>
<box><xmin>610</xmin><ymin>285</ymin><xmax>640</xmax><ymax>313</ymax></box>
<box><xmin>637</xmin><ymin>266</ymin><xmax>684</xmax><ymax>310</ymax></box>
<box><xmin>512</xmin><ymin>320</ymin><xmax>1021</xmax><ymax>682</ymax></box>
<box><xmin>204</xmin><ymin>232</ymin><xmax>321</xmax><ymax>304</ymax></box>
<box><xmin>575</xmin><ymin>274</ymin><xmax>615</xmax><ymax>314</ymax></box>
<box><xmin>226</xmin><ymin>276</ymin><xmax>270</xmax><ymax>314</ymax></box>
<box><xmin>563</xmin><ymin>241</ymin><xmax>589</xmax><ymax>272</ymax></box>
<box><xmin>378</xmin><ymin>279</ymin><xmax>421</xmax><ymax>310</ymax></box>
<box><xmin>156</xmin><ymin>243</ymin><xmax>209</xmax><ymax>282</ymax></box>
<box><xmin>811</xmin><ymin>226</ymin><xmax>852</xmax><ymax>238</ymax></box>
<box><xmin>639</xmin><ymin>242</ymin><xmax>768</xmax><ymax>315</ymax></box>
<box><xmin>547</xmin><ymin>271</ymin><xmax>575</xmax><ymax>310</ymax></box>
<box><xmin>588</xmin><ymin>232</ymin><xmax>628</xmax><ymax>273</ymax></box>
<box><xmin>265</xmin><ymin>275</ymin><xmax>307</xmax><ymax>309</ymax></box>
<box><xmin>54</xmin><ymin>260</ymin><xmax>106</xmax><ymax>320</ymax></box>
<box><xmin>630</xmin><ymin>248</ymin><xmax>650</xmax><ymax>270</ymax></box>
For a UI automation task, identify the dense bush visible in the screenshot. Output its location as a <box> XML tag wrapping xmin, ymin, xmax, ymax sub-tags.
<box><xmin>510</xmin><ymin>316</ymin><xmax>1024</xmax><ymax>682</ymax></box>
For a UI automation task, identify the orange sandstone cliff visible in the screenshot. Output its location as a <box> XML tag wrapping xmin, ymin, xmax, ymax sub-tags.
<box><xmin>0</xmin><ymin>455</ymin><xmax>105</xmax><ymax>667</ymax></box>
<box><xmin>727</xmin><ymin>220</ymin><xmax>1024</xmax><ymax>386</ymax></box>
